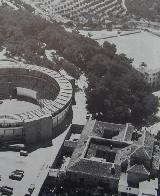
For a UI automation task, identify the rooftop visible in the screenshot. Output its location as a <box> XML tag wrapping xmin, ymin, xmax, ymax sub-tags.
<box><xmin>61</xmin><ymin>119</ymin><xmax>158</xmax><ymax>191</ymax></box>
<box><xmin>66</xmin><ymin>120</ymin><xmax>133</xmax><ymax>180</ymax></box>
<box><xmin>84</xmin><ymin>137</ymin><xmax>130</xmax><ymax>163</ymax></box>
<box><xmin>127</xmin><ymin>164</ymin><xmax>150</xmax><ymax>176</ymax></box>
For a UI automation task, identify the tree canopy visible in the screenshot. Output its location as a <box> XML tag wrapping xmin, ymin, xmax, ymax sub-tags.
<box><xmin>0</xmin><ymin>6</ymin><xmax>158</xmax><ymax>125</ymax></box>
<box><xmin>125</xmin><ymin>0</ymin><xmax>160</xmax><ymax>21</ymax></box>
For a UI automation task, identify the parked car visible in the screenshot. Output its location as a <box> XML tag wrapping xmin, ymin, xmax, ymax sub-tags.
<box><xmin>14</xmin><ymin>169</ymin><xmax>24</xmax><ymax>175</ymax></box>
<box><xmin>20</xmin><ymin>150</ymin><xmax>28</xmax><ymax>156</ymax></box>
<box><xmin>9</xmin><ymin>173</ymin><xmax>23</xmax><ymax>181</ymax></box>
<box><xmin>1</xmin><ymin>186</ymin><xmax>13</xmax><ymax>195</ymax></box>
<box><xmin>28</xmin><ymin>184</ymin><xmax>35</xmax><ymax>194</ymax></box>
<box><xmin>24</xmin><ymin>193</ymin><xmax>31</xmax><ymax>196</ymax></box>
<box><xmin>9</xmin><ymin>170</ymin><xmax>24</xmax><ymax>181</ymax></box>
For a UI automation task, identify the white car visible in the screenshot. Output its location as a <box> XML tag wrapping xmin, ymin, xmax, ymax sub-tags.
<box><xmin>20</xmin><ymin>150</ymin><xmax>28</xmax><ymax>156</ymax></box>
<box><xmin>28</xmin><ymin>184</ymin><xmax>35</xmax><ymax>194</ymax></box>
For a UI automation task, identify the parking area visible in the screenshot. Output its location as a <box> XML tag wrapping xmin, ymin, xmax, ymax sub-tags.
<box><xmin>0</xmin><ymin>148</ymin><xmax>49</xmax><ymax>195</ymax></box>
<box><xmin>0</xmin><ymin>128</ymin><xmax>68</xmax><ymax>196</ymax></box>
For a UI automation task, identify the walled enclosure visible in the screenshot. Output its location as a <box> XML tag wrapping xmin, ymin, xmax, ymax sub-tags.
<box><xmin>0</xmin><ymin>61</ymin><xmax>73</xmax><ymax>145</ymax></box>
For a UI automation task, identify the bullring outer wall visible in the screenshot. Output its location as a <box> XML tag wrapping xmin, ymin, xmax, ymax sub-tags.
<box><xmin>0</xmin><ymin>61</ymin><xmax>73</xmax><ymax>144</ymax></box>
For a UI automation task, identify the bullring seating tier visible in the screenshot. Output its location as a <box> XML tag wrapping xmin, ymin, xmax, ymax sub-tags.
<box><xmin>0</xmin><ymin>61</ymin><xmax>73</xmax><ymax>124</ymax></box>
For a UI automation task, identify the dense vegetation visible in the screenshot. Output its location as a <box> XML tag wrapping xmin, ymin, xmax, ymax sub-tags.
<box><xmin>126</xmin><ymin>0</ymin><xmax>160</xmax><ymax>21</ymax></box>
<box><xmin>0</xmin><ymin>6</ymin><xmax>158</xmax><ymax>125</ymax></box>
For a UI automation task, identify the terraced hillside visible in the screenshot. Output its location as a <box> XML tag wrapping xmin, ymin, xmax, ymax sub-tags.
<box><xmin>28</xmin><ymin>0</ymin><xmax>127</xmax><ymax>24</ymax></box>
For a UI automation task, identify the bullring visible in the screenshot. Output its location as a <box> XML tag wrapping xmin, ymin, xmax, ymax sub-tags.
<box><xmin>0</xmin><ymin>60</ymin><xmax>73</xmax><ymax>145</ymax></box>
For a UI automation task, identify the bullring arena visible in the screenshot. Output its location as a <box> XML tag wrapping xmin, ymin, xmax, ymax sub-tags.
<box><xmin>0</xmin><ymin>60</ymin><xmax>73</xmax><ymax>145</ymax></box>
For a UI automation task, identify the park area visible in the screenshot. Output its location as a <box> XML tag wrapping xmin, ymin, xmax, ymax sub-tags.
<box><xmin>79</xmin><ymin>29</ymin><xmax>160</xmax><ymax>71</ymax></box>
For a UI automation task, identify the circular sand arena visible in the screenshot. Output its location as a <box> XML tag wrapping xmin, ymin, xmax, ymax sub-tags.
<box><xmin>0</xmin><ymin>99</ymin><xmax>40</xmax><ymax>115</ymax></box>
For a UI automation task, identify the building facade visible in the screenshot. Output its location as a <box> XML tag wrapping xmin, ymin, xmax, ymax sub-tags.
<box><xmin>138</xmin><ymin>66</ymin><xmax>160</xmax><ymax>88</ymax></box>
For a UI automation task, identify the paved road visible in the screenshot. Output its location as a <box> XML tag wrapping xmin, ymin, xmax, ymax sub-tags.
<box><xmin>31</xmin><ymin>129</ymin><xmax>69</xmax><ymax>196</ymax></box>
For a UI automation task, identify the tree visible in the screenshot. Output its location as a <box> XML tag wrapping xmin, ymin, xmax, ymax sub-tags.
<box><xmin>103</xmin><ymin>41</ymin><xmax>117</xmax><ymax>58</ymax></box>
<box><xmin>140</xmin><ymin>62</ymin><xmax>147</xmax><ymax>68</ymax></box>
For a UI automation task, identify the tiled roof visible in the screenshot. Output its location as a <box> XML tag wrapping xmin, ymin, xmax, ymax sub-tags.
<box><xmin>124</xmin><ymin>124</ymin><xmax>135</xmax><ymax>141</ymax></box>
<box><xmin>67</xmin><ymin>120</ymin><xmax>96</xmax><ymax>169</ymax></box>
<box><xmin>67</xmin><ymin>158</ymin><xmax>121</xmax><ymax>180</ymax></box>
<box><xmin>115</xmin><ymin>144</ymin><xmax>137</xmax><ymax>164</ymax></box>
<box><xmin>131</xmin><ymin>130</ymin><xmax>144</xmax><ymax>146</ymax></box>
<box><xmin>67</xmin><ymin>120</ymin><xmax>132</xmax><ymax>169</ymax></box>
<box><xmin>143</xmin><ymin>130</ymin><xmax>154</xmax><ymax>158</ymax></box>
<box><xmin>152</xmin><ymin>156</ymin><xmax>160</xmax><ymax>170</ymax></box>
<box><xmin>152</xmin><ymin>145</ymin><xmax>160</xmax><ymax>170</ymax></box>
<box><xmin>67</xmin><ymin>120</ymin><xmax>126</xmax><ymax>179</ymax></box>
<box><xmin>131</xmin><ymin>146</ymin><xmax>151</xmax><ymax>160</ymax></box>
<box><xmin>127</xmin><ymin>164</ymin><xmax>150</xmax><ymax>176</ymax></box>
<box><xmin>144</xmin><ymin>130</ymin><xmax>154</xmax><ymax>146</ymax></box>
<box><xmin>93</xmin><ymin>121</ymin><xmax>126</xmax><ymax>138</ymax></box>
<box><xmin>129</xmin><ymin>129</ymin><xmax>154</xmax><ymax>160</ymax></box>
<box><xmin>66</xmin><ymin>120</ymin><xmax>155</xmax><ymax>182</ymax></box>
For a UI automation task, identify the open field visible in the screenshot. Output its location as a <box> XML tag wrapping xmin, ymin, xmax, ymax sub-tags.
<box><xmin>104</xmin><ymin>31</ymin><xmax>160</xmax><ymax>70</ymax></box>
<box><xmin>79</xmin><ymin>29</ymin><xmax>160</xmax><ymax>71</ymax></box>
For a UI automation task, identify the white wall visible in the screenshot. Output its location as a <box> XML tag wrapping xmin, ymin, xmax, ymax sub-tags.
<box><xmin>16</xmin><ymin>87</ymin><xmax>37</xmax><ymax>99</ymax></box>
